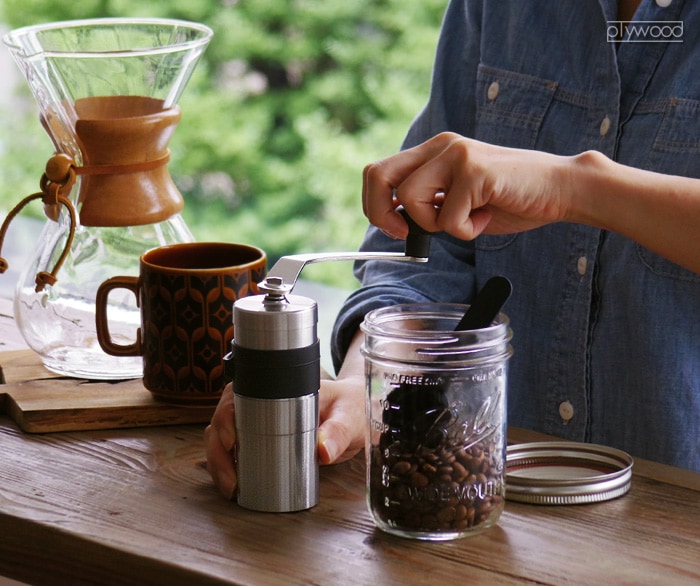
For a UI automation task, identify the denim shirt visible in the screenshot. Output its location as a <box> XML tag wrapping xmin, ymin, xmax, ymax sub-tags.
<box><xmin>332</xmin><ymin>0</ymin><xmax>700</xmax><ymax>471</ymax></box>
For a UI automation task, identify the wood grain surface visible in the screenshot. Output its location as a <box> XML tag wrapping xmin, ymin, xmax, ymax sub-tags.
<box><xmin>1</xmin><ymin>298</ymin><xmax>699</xmax><ymax>585</ymax></box>
<box><xmin>0</xmin><ymin>421</ymin><xmax>698</xmax><ymax>586</ymax></box>
<box><xmin>0</xmin><ymin>349</ymin><xmax>216</xmax><ymax>433</ymax></box>
<box><xmin>0</xmin><ymin>298</ymin><xmax>215</xmax><ymax>433</ymax></box>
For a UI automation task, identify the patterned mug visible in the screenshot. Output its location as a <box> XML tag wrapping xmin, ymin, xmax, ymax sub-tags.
<box><xmin>96</xmin><ymin>242</ymin><xmax>266</xmax><ymax>404</ymax></box>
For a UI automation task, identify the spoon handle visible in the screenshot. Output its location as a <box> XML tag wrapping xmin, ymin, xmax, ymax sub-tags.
<box><xmin>455</xmin><ymin>276</ymin><xmax>512</xmax><ymax>331</ymax></box>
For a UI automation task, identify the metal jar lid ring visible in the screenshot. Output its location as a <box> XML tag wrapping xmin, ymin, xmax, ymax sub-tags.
<box><xmin>505</xmin><ymin>441</ymin><xmax>634</xmax><ymax>505</ymax></box>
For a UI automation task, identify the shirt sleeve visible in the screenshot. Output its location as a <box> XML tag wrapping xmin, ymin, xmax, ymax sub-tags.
<box><xmin>330</xmin><ymin>0</ymin><xmax>484</xmax><ymax>372</ymax></box>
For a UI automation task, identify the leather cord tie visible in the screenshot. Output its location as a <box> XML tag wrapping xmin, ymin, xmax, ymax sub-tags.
<box><xmin>0</xmin><ymin>150</ymin><xmax>171</xmax><ymax>291</ymax></box>
<box><xmin>0</xmin><ymin>153</ymin><xmax>79</xmax><ymax>292</ymax></box>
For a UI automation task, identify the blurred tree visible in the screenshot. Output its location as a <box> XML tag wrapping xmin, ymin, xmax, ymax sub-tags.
<box><xmin>0</xmin><ymin>0</ymin><xmax>444</xmax><ymax>287</ymax></box>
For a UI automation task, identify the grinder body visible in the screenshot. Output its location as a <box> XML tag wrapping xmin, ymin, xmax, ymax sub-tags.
<box><xmin>227</xmin><ymin>222</ymin><xmax>431</xmax><ymax>513</ymax></box>
<box><xmin>231</xmin><ymin>290</ymin><xmax>319</xmax><ymax>512</ymax></box>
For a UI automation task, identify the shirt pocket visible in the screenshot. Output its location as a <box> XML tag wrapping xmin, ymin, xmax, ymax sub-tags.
<box><xmin>637</xmin><ymin>98</ymin><xmax>700</xmax><ymax>282</ymax></box>
<box><xmin>475</xmin><ymin>232</ymin><xmax>519</xmax><ymax>252</ymax></box>
<box><xmin>474</xmin><ymin>64</ymin><xmax>558</xmax><ymax>150</ymax></box>
<box><xmin>636</xmin><ymin>246</ymin><xmax>700</xmax><ymax>283</ymax></box>
<box><xmin>649</xmin><ymin>98</ymin><xmax>700</xmax><ymax>177</ymax></box>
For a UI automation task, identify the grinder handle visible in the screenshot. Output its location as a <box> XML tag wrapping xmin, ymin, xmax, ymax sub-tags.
<box><xmin>262</xmin><ymin>208</ymin><xmax>432</xmax><ymax>294</ymax></box>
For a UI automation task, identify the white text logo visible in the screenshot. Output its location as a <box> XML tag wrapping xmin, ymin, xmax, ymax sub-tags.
<box><xmin>607</xmin><ymin>21</ymin><xmax>684</xmax><ymax>43</ymax></box>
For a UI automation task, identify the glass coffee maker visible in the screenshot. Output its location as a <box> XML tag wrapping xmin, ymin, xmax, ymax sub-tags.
<box><xmin>0</xmin><ymin>18</ymin><xmax>212</xmax><ymax>379</ymax></box>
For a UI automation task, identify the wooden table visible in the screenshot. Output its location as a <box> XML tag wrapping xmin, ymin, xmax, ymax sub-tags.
<box><xmin>1</xmin><ymin>296</ymin><xmax>699</xmax><ymax>586</ymax></box>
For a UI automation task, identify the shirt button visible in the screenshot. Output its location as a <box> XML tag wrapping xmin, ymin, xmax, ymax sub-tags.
<box><xmin>656</xmin><ymin>0</ymin><xmax>672</xmax><ymax>7</ymax></box>
<box><xmin>599</xmin><ymin>115</ymin><xmax>611</xmax><ymax>136</ymax></box>
<box><xmin>577</xmin><ymin>256</ymin><xmax>588</xmax><ymax>276</ymax></box>
<box><xmin>559</xmin><ymin>401</ymin><xmax>575</xmax><ymax>423</ymax></box>
<box><xmin>487</xmin><ymin>81</ymin><xmax>500</xmax><ymax>101</ymax></box>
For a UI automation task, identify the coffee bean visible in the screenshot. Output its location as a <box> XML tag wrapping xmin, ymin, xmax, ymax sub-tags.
<box><xmin>408</xmin><ymin>471</ymin><xmax>429</xmax><ymax>488</ymax></box>
<box><xmin>391</xmin><ymin>461</ymin><xmax>412</xmax><ymax>476</ymax></box>
<box><xmin>455</xmin><ymin>504</ymin><xmax>468</xmax><ymax>521</ymax></box>
<box><xmin>370</xmin><ymin>378</ymin><xmax>505</xmax><ymax>536</ymax></box>
<box><xmin>369</xmin><ymin>433</ymin><xmax>505</xmax><ymax>535</ymax></box>
<box><xmin>436</xmin><ymin>506</ymin><xmax>457</xmax><ymax>524</ymax></box>
<box><xmin>422</xmin><ymin>462</ymin><xmax>437</xmax><ymax>475</ymax></box>
<box><xmin>370</xmin><ymin>434</ymin><xmax>504</xmax><ymax>533</ymax></box>
<box><xmin>452</xmin><ymin>518</ymin><xmax>469</xmax><ymax>531</ymax></box>
<box><xmin>452</xmin><ymin>461</ymin><xmax>468</xmax><ymax>482</ymax></box>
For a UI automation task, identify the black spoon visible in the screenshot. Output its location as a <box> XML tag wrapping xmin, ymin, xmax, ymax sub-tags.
<box><xmin>455</xmin><ymin>275</ymin><xmax>512</xmax><ymax>330</ymax></box>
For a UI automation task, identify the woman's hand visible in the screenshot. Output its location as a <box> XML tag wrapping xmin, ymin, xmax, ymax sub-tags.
<box><xmin>316</xmin><ymin>374</ymin><xmax>366</xmax><ymax>465</ymax></box>
<box><xmin>204</xmin><ymin>374</ymin><xmax>366</xmax><ymax>499</ymax></box>
<box><xmin>204</xmin><ymin>384</ymin><xmax>237</xmax><ymax>499</ymax></box>
<box><xmin>362</xmin><ymin>131</ymin><xmax>572</xmax><ymax>241</ymax></box>
<box><xmin>363</xmin><ymin>131</ymin><xmax>700</xmax><ymax>274</ymax></box>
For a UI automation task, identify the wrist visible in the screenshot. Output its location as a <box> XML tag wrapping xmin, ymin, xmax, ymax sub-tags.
<box><xmin>564</xmin><ymin>149</ymin><xmax>616</xmax><ymax>227</ymax></box>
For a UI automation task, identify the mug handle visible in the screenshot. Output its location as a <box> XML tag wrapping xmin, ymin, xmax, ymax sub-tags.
<box><xmin>95</xmin><ymin>276</ymin><xmax>141</xmax><ymax>357</ymax></box>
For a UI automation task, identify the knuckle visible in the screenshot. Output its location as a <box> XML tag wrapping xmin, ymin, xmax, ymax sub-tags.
<box><xmin>363</xmin><ymin>161</ymin><xmax>385</xmax><ymax>185</ymax></box>
<box><xmin>434</xmin><ymin>131</ymin><xmax>460</xmax><ymax>145</ymax></box>
<box><xmin>445</xmin><ymin>138</ymin><xmax>471</xmax><ymax>162</ymax></box>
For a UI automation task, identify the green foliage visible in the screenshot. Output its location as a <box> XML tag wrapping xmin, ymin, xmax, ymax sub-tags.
<box><xmin>0</xmin><ymin>0</ymin><xmax>444</xmax><ymax>288</ymax></box>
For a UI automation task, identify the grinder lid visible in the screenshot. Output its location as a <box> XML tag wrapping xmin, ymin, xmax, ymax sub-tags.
<box><xmin>233</xmin><ymin>292</ymin><xmax>317</xmax><ymax>351</ymax></box>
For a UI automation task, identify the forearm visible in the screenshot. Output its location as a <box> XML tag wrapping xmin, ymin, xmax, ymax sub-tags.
<box><xmin>567</xmin><ymin>151</ymin><xmax>700</xmax><ymax>274</ymax></box>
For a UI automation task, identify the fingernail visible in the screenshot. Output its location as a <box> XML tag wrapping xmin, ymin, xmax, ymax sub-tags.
<box><xmin>320</xmin><ymin>436</ymin><xmax>338</xmax><ymax>464</ymax></box>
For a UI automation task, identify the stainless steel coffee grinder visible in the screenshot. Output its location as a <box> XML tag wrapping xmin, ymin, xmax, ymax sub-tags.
<box><xmin>226</xmin><ymin>211</ymin><xmax>431</xmax><ymax>512</ymax></box>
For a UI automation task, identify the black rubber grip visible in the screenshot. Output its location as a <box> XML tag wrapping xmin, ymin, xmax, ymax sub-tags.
<box><xmin>228</xmin><ymin>341</ymin><xmax>320</xmax><ymax>399</ymax></box>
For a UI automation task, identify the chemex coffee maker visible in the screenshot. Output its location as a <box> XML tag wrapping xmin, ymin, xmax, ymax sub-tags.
<box><xmin>0</xmin><ymin>18</ymin><xmax>212</xmax><ymax>380</ymax></box>
<box><xmin>228</xmin><ymin>211</ymin><xmax>432</xmax><ymax>512</ymax></box>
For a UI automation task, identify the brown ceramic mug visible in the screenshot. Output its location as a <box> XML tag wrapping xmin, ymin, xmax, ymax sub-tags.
<box><xmin>95</xmin><ymin>242</ymin><xmax>266</xmax><ymax>404</ymax></box>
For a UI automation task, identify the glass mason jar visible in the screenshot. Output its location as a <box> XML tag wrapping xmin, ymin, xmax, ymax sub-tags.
<box><xmin>361</xmin><ymin>303</ymin><xmax>513</xmax><ymax>541</ymax></box>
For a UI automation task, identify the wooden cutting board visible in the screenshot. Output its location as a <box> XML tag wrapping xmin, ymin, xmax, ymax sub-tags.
<box><xmin>0</xmin><ymin>349</ymin><xmax>216</xmax><ymax>433</ymax></box>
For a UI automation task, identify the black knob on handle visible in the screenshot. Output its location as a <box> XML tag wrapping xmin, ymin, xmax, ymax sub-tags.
<box><xmin>397</xmin><ymin>206</ymin><xmax>433</xmax><ymax>259</ymax></box>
